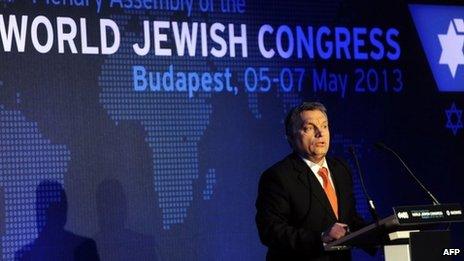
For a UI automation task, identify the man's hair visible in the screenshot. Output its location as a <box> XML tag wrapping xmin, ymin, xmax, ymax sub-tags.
<box><xmin>284</xmin><ymin>102</ymin><xmax>328</xmax><ymax>140</ymax></box>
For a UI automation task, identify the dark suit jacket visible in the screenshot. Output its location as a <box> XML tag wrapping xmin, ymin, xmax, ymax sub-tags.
<box><xmin>255</xmin><ymin>153</ymin><xmax>366</xmax><ymax>261</ymax></box>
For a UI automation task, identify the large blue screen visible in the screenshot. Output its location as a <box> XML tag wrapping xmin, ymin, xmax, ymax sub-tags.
<box><xmin>0</xmin><ymin>0</ymin><xmax>463</xmax><ymax>260</ymax></box>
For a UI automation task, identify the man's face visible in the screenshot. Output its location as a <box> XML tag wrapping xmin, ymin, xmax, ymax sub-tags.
<box><xmin>291</xmin><ymin>109</ymin><xmax>330</xmax><ymax>163</ymax></box>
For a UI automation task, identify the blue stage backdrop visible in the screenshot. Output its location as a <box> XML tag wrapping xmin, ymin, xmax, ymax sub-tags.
<box><xmin>0</xmin><ymin>0</ymin><xmax>463</xmax><ymax>260</ymax></box>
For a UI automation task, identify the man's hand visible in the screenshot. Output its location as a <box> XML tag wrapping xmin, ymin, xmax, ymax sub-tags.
<box><xmin>321</xmin><ymin>223</ymin><xmax>348</xmax><ymax>243</ymax></box>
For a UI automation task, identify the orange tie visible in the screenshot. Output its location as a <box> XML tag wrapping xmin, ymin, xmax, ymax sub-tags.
<box><xmin>317</xmin><ymin>167</ymin><xmax>338</xmax><ymax>219</ymax></box>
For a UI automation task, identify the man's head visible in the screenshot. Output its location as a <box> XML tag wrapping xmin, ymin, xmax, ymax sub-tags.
<box><xmin>285</xmin><ymin>102</ymin><xmax>330</xmax><ymax>163</ymax></box>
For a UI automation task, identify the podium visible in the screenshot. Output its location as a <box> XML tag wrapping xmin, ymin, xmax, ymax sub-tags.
<box><xmin>324</xmin><ymin>203</ymin><xmax>464</xmax><ymax>261</ymax></box>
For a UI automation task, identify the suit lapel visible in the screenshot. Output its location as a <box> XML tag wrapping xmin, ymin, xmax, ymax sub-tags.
<box><xmin>291</xmin><ymin>155</ymin><xmax>311</xmax><ymax>190</ymax></box>
<box><xmin>290</xmin><ymin>154</ymin><xmax>338</xmax><ymax>221</ymax></box>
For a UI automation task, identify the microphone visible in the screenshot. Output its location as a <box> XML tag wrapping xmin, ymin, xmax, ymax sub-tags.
<box><xmin>374</xmin><ymin>142</ymin><xmax>441</xmax><ymax>205</ymax></box>
<box><xmin>349</xmin><ymin>146</ymin><xmax>379</xmax><ymax>223</ymax></box>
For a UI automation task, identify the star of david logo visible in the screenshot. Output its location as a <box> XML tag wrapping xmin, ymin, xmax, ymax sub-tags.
<box><xmin>410</xmin><ymin>5</ymin><xmax>464</xmax><ymax>92</ymax></box>
<box><xmin>438</xmin><ymin>19</ymin><xmax>464</xmax><ymax>78</ymax></box>
<box><xmin>445</xmin><ymin>102</ymin><xmax>463</xmax><ymax>135</ymax></box>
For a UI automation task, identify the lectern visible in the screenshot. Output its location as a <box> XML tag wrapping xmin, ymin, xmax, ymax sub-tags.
<box><xmin>324</xmin><ymin>204</ymin><xmax>464</xmax><ymax>261</ymax></box>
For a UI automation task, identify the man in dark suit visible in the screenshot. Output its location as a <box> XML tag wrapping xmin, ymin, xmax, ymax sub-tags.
<box><xmin>256</xmin><ymin>102</ymin><xmax>366</xmax><ymax>260</ymax></box>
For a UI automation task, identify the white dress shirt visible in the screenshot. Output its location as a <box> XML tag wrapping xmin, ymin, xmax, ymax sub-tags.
<box><xmin>300</xmin><ymin>156</ymin><xmax>336</xmax><ymax>191</ymax></box>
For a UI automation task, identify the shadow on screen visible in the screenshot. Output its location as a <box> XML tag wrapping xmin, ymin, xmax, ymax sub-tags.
<box><xmin>15</xmin><ymin>180</ymin><xmax>100</xmax><ymax>261</ymax></box>
<box><xmin>94</xmin><ymin>179</ymin><xmax>159</xmax><ymax>261</ymax></box>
